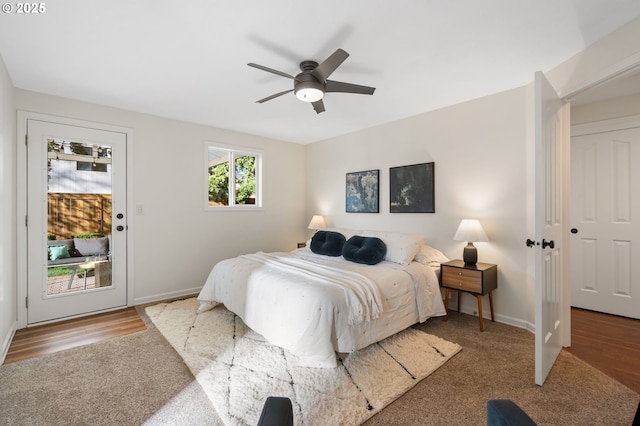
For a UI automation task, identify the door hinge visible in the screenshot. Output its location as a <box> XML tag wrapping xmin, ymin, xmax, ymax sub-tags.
<box><xmin>25</xmin><ymin>134</ymin><xmax>28</xmax><ymax>146</ymax></box>
<box><xmin>25</xmin><ymin>215</ymin><xmax>28</xmax><ymax>226</ymax></box>
<box><xmin>25</xmin><ymin>296</ymin><xmax>28</xmax><ymax>309</ymax></box>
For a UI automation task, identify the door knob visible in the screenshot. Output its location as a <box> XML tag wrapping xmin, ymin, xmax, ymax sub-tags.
<box><xmin>542</xmin><ymin>239</ymin><xmax>555</xmax><ymax>249</ymax></box>
<box><xmin>116</xmin><ymin>213</ymin><xmax>124</xmax><ymax>219</ymax></box>
<box><xmin>526</xmin><ymin>238</ymin><xmax>536</xmax><ymax>248</ymax></box>
<box><xmin>116</xmin><ymin>225</ymin><xmax>124</xmax><ymax>231</ymax></box>
<box><xmin>570</xmin><ymin>228</ymin><xmax>578</xmax><ymax>234</ymax></box>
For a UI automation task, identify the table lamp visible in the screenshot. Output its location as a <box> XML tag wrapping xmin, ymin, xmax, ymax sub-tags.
<box><xmin>453</xmin><ymin>219</ymin><xmax>488</xmax><ymax>265</ymax></box>
<box><xmin>307</xmin><ymin>215</ymin><xmax>327</xmax><ymax>232</ymax></box>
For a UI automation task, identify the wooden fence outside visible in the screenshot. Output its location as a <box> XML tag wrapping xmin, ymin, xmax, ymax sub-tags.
<box><xmin>48</xmin><ymin>193</ymin><xmax>112</xmax><ymax>240</ymax></box>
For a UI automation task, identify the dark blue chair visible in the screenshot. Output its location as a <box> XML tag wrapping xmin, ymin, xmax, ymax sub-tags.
<box><xmin>487</xmin><ymin>399</ymin><xmax>537</xmax><ymax>426</ymax></box>
<box><xmin>257</xmin><ymin>396</ymin><xmax>293</xmax><ymax>426</ymax></box>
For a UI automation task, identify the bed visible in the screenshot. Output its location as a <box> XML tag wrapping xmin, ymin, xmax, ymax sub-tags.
<box><xmin>197</xmin><ymin>229</ymin><xmax>448</xmax><ymax>368</ymax></box>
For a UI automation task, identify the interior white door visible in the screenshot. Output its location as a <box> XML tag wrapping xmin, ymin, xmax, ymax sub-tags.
<box><xmin>534</xmin><ymin>71</ymin><xmax>570</xmax><ymax>386</ymax></box>
<box><xmin>570</xmin><ymin>124</ymin><xmax>640</xmax><ymax>319</ymax></box>
<box><xmin>27</xmin><ymin>119</ymin><xmax>127</xmax><ymax>324</ymax></box>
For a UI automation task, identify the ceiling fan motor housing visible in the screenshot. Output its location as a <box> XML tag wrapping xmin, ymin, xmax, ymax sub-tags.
<box><xmin>294</xmin><ymin>61</ymin><xmax>325</xmax><ymax>101</ymax></box>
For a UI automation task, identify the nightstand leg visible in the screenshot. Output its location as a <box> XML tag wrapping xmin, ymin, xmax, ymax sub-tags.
<box><xmin>443</xmin><ymin>289</ymin><xmax>450</xmax><ymax>321</ymax></box>
<box><xmin>456</xmin><ymin>290</ymin><xmax>461</xmax><ymax>312</ymax></box>
<box><xmin>489</xmin><ymin>292</ymin><xmax>495</xmax><ymax>322</ymax></box>
<box><xmin>477</xmin><ymin>295</ymin><xmax>484</xmax><ymax>332</ymax></box>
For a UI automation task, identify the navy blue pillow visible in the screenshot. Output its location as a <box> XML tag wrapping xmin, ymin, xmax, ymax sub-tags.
<box><xmin>342</xmin><ymin>236</ymin><xmax>387</xmax><ymax>265</ymax></box>
<box><xmin>310</xmin><ymin>231</ymin><xmax>346</xmax><ymax>257</ymax></box>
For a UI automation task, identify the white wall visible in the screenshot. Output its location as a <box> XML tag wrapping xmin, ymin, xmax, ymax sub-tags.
<box><xmin>572</xmin><ymin>92</ymin><xmax>640</xmax><ymax>125</ymax></box>
<box><xmin>547</xmin><ymin>16</ymin><xmax>640</xmax><ymax>98</ymax></box>
<box><xmin>306</xmin><ymin>87</ymin><xmax>531</xmax><ymax>327</ymax></box>
<box><xmin>15</xmin><ymin>90</ymin><xmax>306</xmax><ymax>306</ymax></box>
<box><xmin>0</xmin><ymin>54</ymin><xmax>17</xmax><ymax>360</ymax></box>
<box><xmin>304</xmin><ymin>15</ymin><xmax>640</xmax><ymax>330</ymax></box>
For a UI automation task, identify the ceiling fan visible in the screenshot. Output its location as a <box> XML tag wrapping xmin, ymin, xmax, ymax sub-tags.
<box><xmin>248</xmin><ymin>48</ymin><xmax>376</xmax><ymax>114</ymax></box>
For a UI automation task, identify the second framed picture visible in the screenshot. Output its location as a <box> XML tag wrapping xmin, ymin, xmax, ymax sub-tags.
<box><xmin>389</xmin><ymin>162</ymin><xmax>435</xmax><ymax>213</ymax></box>
<box><xmin>346</xmin><ymin>169</ymin><xmax>379</xmax><ymax>213</ymax></box>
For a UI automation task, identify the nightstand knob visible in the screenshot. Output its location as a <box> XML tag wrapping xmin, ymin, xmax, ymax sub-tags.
<box><xmin>458</xmin><ymin>272</ymin><xmax>462</xmax><ymax>276</ymax></box>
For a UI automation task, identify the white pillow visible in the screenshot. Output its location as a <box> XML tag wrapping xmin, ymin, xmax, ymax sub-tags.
<box><xmin>362</xmin><ymin>230</ymin><xmax>426</xmax><ymax>266</ymax></box>
<box><xmin>414</xmin><ymin>245</ymin><xmax>449</xmax><ymax>266</ymax></box>
<box><xmin>319</xmin><ymin>228</ymin><xmax>362</xmax><ymax>241</ymax></box>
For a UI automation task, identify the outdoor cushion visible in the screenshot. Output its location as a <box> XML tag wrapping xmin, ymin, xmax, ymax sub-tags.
<box><xmin>74</xmin><ymin>237</ymin><xmax>109</xmax><ymax>256</ymax></box>
<box><xmin>48</xmin><ymin>245</ymin><xmax>70</xmax><ymax>261</ymax></box>
<box><xmin>47</xmin><ymin>239</ymin><xmax>76</xmax><ymax>258</ymax></box>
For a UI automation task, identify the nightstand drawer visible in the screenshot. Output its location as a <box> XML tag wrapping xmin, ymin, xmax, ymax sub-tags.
<box><xmin>442</xmin><ymin>267</ymin><xmax>482</xmax><ymax>293</ymax></box>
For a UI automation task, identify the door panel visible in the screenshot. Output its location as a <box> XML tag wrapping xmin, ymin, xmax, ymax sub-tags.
<box><xmin>534</xmin><ymin>71</ymin><xmax>569</xmax><ymax>386</ymax></box>
<box><xmin>27</xmin><ymin>120</ymin><xmax>127</xmax><ymax>324</ymax></box>
<box><xmin>571</xmin><ymin>126</ymin><xmax>640</xmax><ymax>319</ymax></box>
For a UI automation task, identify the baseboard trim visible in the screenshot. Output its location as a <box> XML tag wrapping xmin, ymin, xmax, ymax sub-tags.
<box><xmin>1</xmin><ymin>321</ymin><xmax>18</xmax><ymax>364</ymax></box>
<box><xmin>456</xmin><ymin>305</ymin><xmax>533</xmax><ymax>333</ymax></box>
<box><xmin>132</xmin><ymin>287</ymin><xmax>202</xmax><ymax>306</ymax></box>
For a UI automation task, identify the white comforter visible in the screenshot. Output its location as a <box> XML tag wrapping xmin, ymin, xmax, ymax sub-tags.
<box><xmin>198</xmin><ymin>248</ymin><xmax>445</xmax><ymax>368</ymax></box>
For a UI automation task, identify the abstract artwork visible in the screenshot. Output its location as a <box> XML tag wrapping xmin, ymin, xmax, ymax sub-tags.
<box><xmin>346</xmin><ymin>169</ymin><xmax>379</xmax><ymax>213</ymax></box>
<box><xmin>389</xmin><ymin>162</ymin><xmax>434</xmax><ymax>213</ymax></box>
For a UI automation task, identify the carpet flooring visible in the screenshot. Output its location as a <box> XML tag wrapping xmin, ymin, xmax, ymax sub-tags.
<box><xmin>145</xmin><ymin>298</ymin><xmax>461</xmax><ymax>426</ymax></box>
<box><xmin>0</xmin><ymin>303</ymin><xmax>638</xmax><ymax>425</ymax></box>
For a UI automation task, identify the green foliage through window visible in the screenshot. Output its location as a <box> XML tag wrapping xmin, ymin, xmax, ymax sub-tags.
<box><xmin>207</xmin><ymin>146</ymin><xmax>260</xmax><ymax>207</ymax></box>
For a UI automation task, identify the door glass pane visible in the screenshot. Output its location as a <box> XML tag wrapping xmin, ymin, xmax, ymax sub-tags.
<box><xmin>46</xmin><ymin>138</ymin><xmax>113</xmax><ymax>295</ymax></box>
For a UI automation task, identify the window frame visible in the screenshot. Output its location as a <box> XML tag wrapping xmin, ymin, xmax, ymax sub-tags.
<box><xmin>204</xmin><ymin>142</ymin><xmax>263</xmax><ymax>211</ymax></box>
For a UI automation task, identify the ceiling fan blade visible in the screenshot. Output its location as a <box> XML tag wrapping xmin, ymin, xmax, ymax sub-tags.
<box><xmin>256</xmin><ymin>89</ymin><xmax>294</xmax><ymax>103</ymax></box>
<box><xmin>325</xmin><ymin>80</ymin><xmax>376</xmax><ymax>95</ymax></box>
<box><xmin>312</xmin><ymin>99</ymin><xmax>325</xmax><ymax>114</ymax></box>
<box><xmin>247</xmin><ymin>63</ymin><xmax>295</xmax><ymax>79</ymax></box>
<box><xmin>312</xmin><ymin>48</ymin><xmax>349</xmax><ymax>82</ymax></box>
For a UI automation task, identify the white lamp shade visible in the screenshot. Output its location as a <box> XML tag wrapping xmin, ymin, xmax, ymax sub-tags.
<box><xmin>307</xmin><ymin>215</ymin><xmax>327</xmax><ymax>230</ymax></box>
<box><xmin>453</xmin><ymin>219</ymin><xmax>488</xmax><ymax>242</ymax></box>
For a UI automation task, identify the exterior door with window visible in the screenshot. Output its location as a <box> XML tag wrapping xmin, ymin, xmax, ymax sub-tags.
<box><xmin>26</xmin><ymin>120</ymin><xmax>127</xmax><ymax>324</ymax></box>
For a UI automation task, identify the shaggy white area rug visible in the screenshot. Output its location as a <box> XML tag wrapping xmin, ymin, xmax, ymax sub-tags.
<box><xmin>146</xmin><ymin>298</ymin><xmax>461</xmax><ymax>426</ymax></box>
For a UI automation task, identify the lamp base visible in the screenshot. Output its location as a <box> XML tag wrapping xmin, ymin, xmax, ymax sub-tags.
<box><xmin>463</xmin><ymin>242</ymin><xmax>478</xmax><ymax>265</ymax></box>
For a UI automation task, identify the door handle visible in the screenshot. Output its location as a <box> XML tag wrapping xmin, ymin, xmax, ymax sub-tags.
<box><xmin>570</xmin><ymin>228</ymin><xmax>578</xmax><ymax>234</ymax></box>
<box><xmin>116</xmin><ymin>213</ymin><xmax>124</xmax><ymax>219</ymax></box>
<box><xmin>116</xmin><ymin>225</ymin><xmax>124</xmax><ymax>231</ymax></box>
<box><xmin>526</xmin><ymin>238</ymin><xmax>536</xmax><ymax>248</ymax></box>
<box><xmin>542</xmin><ymin>239</ymin><xmax>555</xmax><ymax>249</ymax></box>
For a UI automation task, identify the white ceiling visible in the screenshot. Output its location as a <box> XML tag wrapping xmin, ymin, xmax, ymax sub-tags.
<box><xmin>1</xmin><ymin>0</ymin><xmax>640</xmax><ymax>144</ymax></box>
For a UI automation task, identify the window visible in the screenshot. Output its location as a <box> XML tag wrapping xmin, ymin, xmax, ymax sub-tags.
<box><xmin>205</xmin><ymin>143</ymin><xmax>262</xmax><ymax>209</ymax></box>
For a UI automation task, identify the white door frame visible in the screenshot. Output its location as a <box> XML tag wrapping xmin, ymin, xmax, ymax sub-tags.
<box><xmin>16</xmin><ymin>111</ymin><xmax>135</xmax><ymax>328</ymax></box>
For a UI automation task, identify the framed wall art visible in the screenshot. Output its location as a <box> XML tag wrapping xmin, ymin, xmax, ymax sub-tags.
<box><xmin>346</xmin><ymin>169</ymin><xmax>379</xmax><ymax>213</ymax></box>
<box><xmin>389</xmin><ymin>162</ymin><xmax>434</xmax><ymax>213</ymax></box>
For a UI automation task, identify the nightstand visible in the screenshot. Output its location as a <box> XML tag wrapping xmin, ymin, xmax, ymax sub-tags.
<box><xmin>441</xmin><ymin>259</ymin><xmax>497</xmax><ymax>331</ymax></box>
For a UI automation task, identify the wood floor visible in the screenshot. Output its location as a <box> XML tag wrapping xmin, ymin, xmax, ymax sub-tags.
<box><xmin>566</xmin><ymin>308</ymin><xmax>640</xmax><ymax>394</ymax></box>
<box><xmin>2</xmin><ymin>306</ymin><xmax>639</xmax><ymax>395</ymax></box>
<box><xmin>3</xmin><ymin>307</ymin><xmax>146</xmax><ymax>364</ymax></box>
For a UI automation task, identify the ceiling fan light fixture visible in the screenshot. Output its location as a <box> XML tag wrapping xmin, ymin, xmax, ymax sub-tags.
<box><xmin>294</xmin><ymin>72</ymin><xmax>324</xmax><ymax>102</ymax></box>
<box><xmin>295</xmin><ymin>84</ymin><xmax>324</xmax><ymax>102</ymax></box>
<box><xmin>295</xmin><ymin>87</ymin><xmax>323</xmax><ymax>102</ymax></box>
